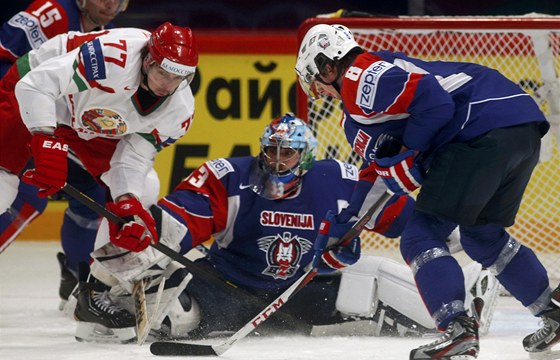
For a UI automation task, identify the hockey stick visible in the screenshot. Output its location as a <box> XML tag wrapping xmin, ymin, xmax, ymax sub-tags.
<box><xmin>150</xmin><ymin>191</ymin><xmax>392</xmax><ymax>356</ymax></box>
<box><xmin>132</xmin><ymin>278</ymin><xmax>150</xmax><ymax>344</ymax></box>
<box><xmin>60</xmin><ymin>184</ymin><xmax>309</xmax><ymax>331</ymax></box>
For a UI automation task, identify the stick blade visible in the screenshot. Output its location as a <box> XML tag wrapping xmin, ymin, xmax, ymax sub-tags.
<box><xmin>150</xmin><ymin>341</ymin><xmax>219</xmax><ymax>356</ymax></box>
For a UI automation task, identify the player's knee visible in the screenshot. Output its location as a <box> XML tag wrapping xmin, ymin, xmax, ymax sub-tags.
<box><xmin>399</xmin><ymin>212</ymin><xmax>456</xmax><ymax>262</ymax></box>
<box><xmin>459</xmin><ymin>224</ymin><xmax>510</xmax><ymax>267</ymax></box>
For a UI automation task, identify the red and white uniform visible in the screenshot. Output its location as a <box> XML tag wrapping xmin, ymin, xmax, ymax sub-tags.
<box><xmin>0</xmin><ymin>28</ymin><xmax>195</xmax><ymax>199</ymax></box>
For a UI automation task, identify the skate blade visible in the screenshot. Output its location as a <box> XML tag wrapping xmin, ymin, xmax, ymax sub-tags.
<box><xmin>75</xmin><ymin>322</ymin><xmax>136</xmax><ymax>344</ymax></box>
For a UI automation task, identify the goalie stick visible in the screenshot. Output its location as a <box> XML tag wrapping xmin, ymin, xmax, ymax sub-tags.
<box><xmin>61</xmin><ymin>184</ymin><xmax>309</xmax><ymax>331</ymax></box>
<box><xmin>132</xmin><ymin>278</ymin><xmax>150</xmax><ymax>345</ymax></box>
<box><xmin>149</xmin><ymin>191</ymin><xmax>392</xmax><ymax>357</ymax></box>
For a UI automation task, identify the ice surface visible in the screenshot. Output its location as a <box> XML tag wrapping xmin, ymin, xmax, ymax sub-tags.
<box><xmin>0</xmin><ymin>241</ymin><xmax>548</xmax><ymax>360</ymax></box>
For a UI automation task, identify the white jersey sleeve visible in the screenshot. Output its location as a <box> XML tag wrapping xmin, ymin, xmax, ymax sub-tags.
<box><xmin>103</xmin><ymin>133</ymin><xmax>157</xmax><ymax>200</ymax></box>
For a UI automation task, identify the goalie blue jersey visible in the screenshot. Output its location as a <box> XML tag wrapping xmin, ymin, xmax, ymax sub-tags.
<box><xmin>158</xmin><ymin>156</ymin><xmax>360</xmax><ymax>290</ymax></box>
<box><xmin>340</xmin><ymin>50</ymin><xmax>549</xmax><ymax>165</ymax></box>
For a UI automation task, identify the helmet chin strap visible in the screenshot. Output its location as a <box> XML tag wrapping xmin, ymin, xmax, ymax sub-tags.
<box><xmin>141</xmin><ymin>71</ymin><xmax>160</xmax><ymax>98</ymax></box>
<box><xmin>141</xmin><ymin>62</ymin><xmax>177</xmax><ymax>98</ymax></box>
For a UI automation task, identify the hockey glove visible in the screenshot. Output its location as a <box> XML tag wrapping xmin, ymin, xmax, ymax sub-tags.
<box><xmin>373</xmin><ymin>138</ymin><xmax>424</xmax><ymax>196</ymax></box>
<box><xmin>22</xmin><ymin>133</ymin><xmax>69</xmax><ymax>198</ymax></box>
<box><xmin>312</xmin><ymin>210</ymin><xmax>361</xmax><ymax>274</ymax></box>
<box><xmin>107</xmin><ymin>197</ymin><xmax>158</xmax><ymax>252</ymax></box>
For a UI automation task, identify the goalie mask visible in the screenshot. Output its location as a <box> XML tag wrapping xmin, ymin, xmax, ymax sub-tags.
<box><xmin>295</xmin><ymin>24</ymin><xmax>360</xmax><ymax>99</ymax></box>
<box><xmin>249</xmin><ymin>114</ymin><xmax>318</xmax><ymax>200</ymax></box>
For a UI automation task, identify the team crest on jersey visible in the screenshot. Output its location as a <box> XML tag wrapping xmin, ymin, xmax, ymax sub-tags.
<box><xmin>81</xmin><ymin>108</ymin><xmax>127</xmax><ymax>135</ymax></box>
<box><xmin>258</xmin><ymin>232</ymin><xmax>313</xmax><ymax>280</ymax></box>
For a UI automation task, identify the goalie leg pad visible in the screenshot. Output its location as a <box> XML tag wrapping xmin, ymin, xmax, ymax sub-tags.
<box><xmin>90</xmin><ymin>206</ymin><xmax>188</xmax><ymax>292</ymax></box>
<box><xmin>336</xmin><ymin>256</ymin><xmax>434</xmax><ymax>329</ymax></box>
<box><xmin>464</xmin><ymin>266</ymin><xmax>501</xmax><ymax>336</ymax></box>
<box><xmin>147</xmin><ymin>262</ymin><xmax>199</xmax><ymax>337</ymax></box>
<box><xmin>112</xmin><ymin>262</ymin><xmax>201</xmax><ymax>339</ymax></box>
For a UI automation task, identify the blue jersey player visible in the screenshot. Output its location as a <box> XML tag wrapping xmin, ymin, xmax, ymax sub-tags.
<box><xmin>296</xmin><ymin>23</ymin><xmax>558</xmax><ymax>359</ymax></box>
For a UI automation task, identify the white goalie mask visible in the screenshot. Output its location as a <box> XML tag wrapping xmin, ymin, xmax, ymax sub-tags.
<box><xmin>249</xmin><ymin>114</ymin><xmax>318</xmax><ymax>200</ymax></box>
<box><xmin>295</xmin><ymin>24</ymin><xmax>360</xmax><ymax>99</ymax></box>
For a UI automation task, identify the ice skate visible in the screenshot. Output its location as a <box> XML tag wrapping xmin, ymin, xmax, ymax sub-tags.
<box><xmin>409</xmin><ymin>314</ymin><xmax>479</xmax><ymax>359</ymax></box>
<box><xmin>74</xmin><ymin>277</ymin><xmax>136</xmax><ymax>343</ymax></box>
<box><xmin>56</xmin><ymin>252</ymin><xmax>78</xmax><ymax>311</ymax></box>
<box><xmin>523</xmin><ymin>306</ymin><xmax>560</xmax><ymax>359</ymax></box>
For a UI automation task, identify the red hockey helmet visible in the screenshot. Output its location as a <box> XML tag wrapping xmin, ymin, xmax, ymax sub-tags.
<box><xmin>148</xmin><ymin>22</ymin><xmax>198</xmax><ymax>78</ymax></box>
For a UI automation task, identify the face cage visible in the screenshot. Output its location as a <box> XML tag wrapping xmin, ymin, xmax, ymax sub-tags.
<box><xmin>248</xmin><ymin>143</ymin><xmax>307</xmax><ymax>200</ymax></box>
<box><xmin>248</xmin><ymin>157</ymin><xmax>303</xmax><ymax>200</ymax></box>
<box><xmin>261</xmin><ymin>145</ymin><xmax>301</xmax><ymax>175</ymax></box>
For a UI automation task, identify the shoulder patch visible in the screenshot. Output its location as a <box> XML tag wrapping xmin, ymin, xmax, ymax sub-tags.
<box><xmin>335</xmin><ymin>160</ymin><xmax>359</xmax><ymax>181</ymax></box>
<box><xmin>8</xmin><ymin>12</ymin><xmax>48</xmax><ymax>49</ymax></box>
<box><xmin>357</xmin><ymin>61</ymin><xmax>394</xmax><ymax>111</ymax></box>
<box><xmin>80</xmin><ymin>38</ymin><xmax>106</xmax><ymax>81</ymax></box>
<box><xmin>207</xmin><ymin>158</ymin><xmax>234</xmax><ymax>179</ymax></box>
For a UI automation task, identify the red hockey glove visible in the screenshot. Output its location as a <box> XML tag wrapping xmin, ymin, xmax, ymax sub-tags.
<box><xmin>107</xmin><ymin>198</ymin><xmax>158</xmax><ymax>252</ymax></box>
<box><xmin>312</xmin><ymin>210</ymin><xmax>361</xmax><ymax>274</ymax></box>
<box><xmin>22</xmin><ymin>133</ymin><xmax>69</xmax><ymax>198</ymax></box>
<box><xmin>373</xmin><ymin>138</ymin><xmax>424</xmax><ymax>196</ymax></box>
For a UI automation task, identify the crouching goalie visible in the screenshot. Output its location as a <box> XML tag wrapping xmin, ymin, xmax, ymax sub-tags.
<box><xmin>70</xmin><ymin>115</ymin><xmax>500</xmax><ymax>343</ymax></box>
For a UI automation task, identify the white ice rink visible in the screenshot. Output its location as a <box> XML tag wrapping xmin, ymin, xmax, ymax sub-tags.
<box><xmin>0</xmin><ymin>241</ymin><xmax>553</xmax><ymax>360</ymax></box>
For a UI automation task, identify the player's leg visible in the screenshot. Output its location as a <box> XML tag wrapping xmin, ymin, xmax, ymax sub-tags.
<box><xmin>0</xmin><ymin>171</ymin><xmax>46</xmax><ymax>253</ymax></box>
<box><xmin>55</xmin><ymin>158</ymin><xmax>107</xmax><ymax>309</ymax></box>
<box><xmin>461</xmin><ymin>224</ymin><xmax>560</xmax><ymax>355</ymax></box>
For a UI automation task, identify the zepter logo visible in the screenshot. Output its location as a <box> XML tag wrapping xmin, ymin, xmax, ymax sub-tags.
<box><xmin>81</xmin><ymin>108</ymin><xmax>127</xmax><ymax>135</ymax></box>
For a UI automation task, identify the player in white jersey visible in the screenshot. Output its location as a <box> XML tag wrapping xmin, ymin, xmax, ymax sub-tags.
<box><xmin>0</xmin><ymin>0</ymin><xmax>131</xmax><ymax>310</ymax></box>
<box><xmin>0</xmin><ymin>23</ymin><xmax>198</xmax><ymax>333</ymax></box>
<box><xmin>80</xmin><ymin>115</ymin><xmax>499</xmax><ymax>343</ymax></box>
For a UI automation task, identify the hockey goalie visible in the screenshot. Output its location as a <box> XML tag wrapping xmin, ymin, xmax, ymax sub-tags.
<box><xmin>67</xmin><ymin>115</ymin><xmax>500</xmax><ymax>343</ymax></box>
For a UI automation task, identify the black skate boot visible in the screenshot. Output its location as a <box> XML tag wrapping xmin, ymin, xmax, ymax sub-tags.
<box><xmin>409</xmin><ymin>315</ymin><xmax>479</xmax><ymax>359</ymax></box>
<box><xmin>74</xmin><ymin>275</ymin><xmax>136</xmax><ymax>343</ymax></box>
<box><xmin>522</xmin><ymin>306</ymin><xmax>560</xmax><ymax>357</ymax></box>
<box><xmin>56</xmin><ymin>252</ymin><xmax>78</xmax><ymax>311</ymax></box>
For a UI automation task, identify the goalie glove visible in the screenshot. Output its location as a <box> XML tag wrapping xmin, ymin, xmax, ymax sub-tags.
<box><xmin>312</xmin><ymin>210</ymin><xmax>361</xmax><ymax>274</ymax></box>
<box><xmin>22</xmin><ymin>133</ymin><xmax>68</xmax><ymax>197</ymax></box>
<box><xmin>373</xmin><ymin>138</ymin><xmax>424</xmax><ymax>195</ymax></box>
<box><xmin>107</xmin><ymin>197</ymin><xmax>158</xmax><ymax>252</ymax></box>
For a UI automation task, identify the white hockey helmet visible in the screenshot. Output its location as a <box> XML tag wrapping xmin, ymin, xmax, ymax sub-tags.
<box><xmin>295</xmin><ymin>24</ymin><xmax>360</xmax><ymax>99</ymax></box>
